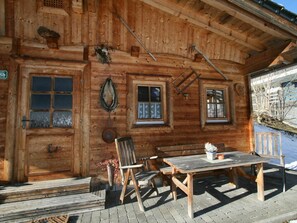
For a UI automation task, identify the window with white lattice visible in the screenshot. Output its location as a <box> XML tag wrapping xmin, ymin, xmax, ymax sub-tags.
<box><xmin>127</xmin><ymin>75</ymin><xmax>172</xmax><ymax>130</ymax></box>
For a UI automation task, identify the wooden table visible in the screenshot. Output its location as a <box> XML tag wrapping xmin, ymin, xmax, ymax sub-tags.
<box><xmin>163</xmin><ymin>151</ymin><xmax>269</xmax><ymax>218</ymax></box>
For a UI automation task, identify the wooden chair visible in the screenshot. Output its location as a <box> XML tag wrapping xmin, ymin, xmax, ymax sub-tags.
<box><xmin>254</xmin><ymin>132</ymin><xmax>286</xmax><ymax>192</ymax></box>
<box><xmin>115</xmin><ymin>136</ymin><xmax>159</xmax><ymax>211</ymax></box>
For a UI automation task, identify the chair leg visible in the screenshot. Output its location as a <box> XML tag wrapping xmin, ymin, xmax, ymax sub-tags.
<box><xmin>120</xmin><ymin>170</ymin><xmax>130</xmax><ymax>204</ymax></box>
<box><xmin>130</xmin><ymin>169</ymin><xmax>145</xmax><ymax>212</ymax></box>
<box><xmin>151</xmin><ymin>178</ymin><xmax>159</xmax><ymax>196</ymax></box>
<box><xmin>282</xmin><ymin>166</ymin><xmax>286</xmax><ymax>192</ymax></box>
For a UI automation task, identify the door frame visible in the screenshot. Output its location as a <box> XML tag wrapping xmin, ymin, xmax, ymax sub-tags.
<box><xmin>12</xmin><ymin>59</ymin><xmax>90</xmax><ymax>182</ymax></box>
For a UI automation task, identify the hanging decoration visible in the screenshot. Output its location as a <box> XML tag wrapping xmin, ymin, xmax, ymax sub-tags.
<box><xmin>100</xmin><ymin>78</ymin><xmax>118</xmax><ymax>143</ymax></box>
<box><xmin>100</xmin><ymin>78</ymin><xmax>118</xmax><ymax>112</ymax></box>
<box><xmin>95</xmin><ymin>44</ymin><xmax>113</xmax><ymax>64</ymax></box>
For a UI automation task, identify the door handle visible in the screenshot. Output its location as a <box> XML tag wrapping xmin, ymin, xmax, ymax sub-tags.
<box><xmin>21</xmin><ymin>115</ymin><xmax>31</xmax><ymax>129</ymax></box>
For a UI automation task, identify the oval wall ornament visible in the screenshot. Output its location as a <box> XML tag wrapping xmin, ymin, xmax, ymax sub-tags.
<box><xmin>0</xmin><ymin>70</ymin><xmax>8</xmax><ymax>80</ymax></box>
<box><xmin>100</xmin><ymin>78</ymin><xmax>118</xmax><ymax>112</ymax></box>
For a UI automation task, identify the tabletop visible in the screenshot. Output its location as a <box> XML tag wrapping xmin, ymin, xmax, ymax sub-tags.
<box><xmin>163</xmin><ymin>151</ymin><xmax>270</xmax><ymax>174</ymax></box>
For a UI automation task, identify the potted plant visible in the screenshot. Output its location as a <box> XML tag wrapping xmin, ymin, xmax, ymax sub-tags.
<box><xmin>204</xmin><ymin>142</ymin><xmax>218</xmax><ymax>160</ymax></box>
<box><xmin>97</xmin><ymin>158</ymin><xmax>119</xmax><ymax>189</ymax></box>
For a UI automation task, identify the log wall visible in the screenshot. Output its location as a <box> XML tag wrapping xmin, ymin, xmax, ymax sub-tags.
<box><xmin>1</xmin><ymin>0</ymin><xmax>260</xmax><ymax>182</ymax></box>
<box><xmin>88</xmin><ymin>53</ymin><xmax>251</xmax><ymax>178</ymax></box>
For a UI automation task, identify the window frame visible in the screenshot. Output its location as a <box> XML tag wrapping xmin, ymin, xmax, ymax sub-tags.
<box><xmin>135</xmin><ymin>83</ymin><xmax>165</xmax><ymax>124</ymax></box>
<box><xmin>200</xmin><ymin>79</ymin><xmax>235</xmax><ymax>130</ymax></box>
<box><xmin>127</xmin><ymin>74</ymin><xmax>172</xmax><ymax>131</ymax></box>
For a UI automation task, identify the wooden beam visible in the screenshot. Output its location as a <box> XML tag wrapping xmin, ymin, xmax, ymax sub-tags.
<box><xmin>140</xmin><ymin>0</ymin><xmax>266</xmax><ymax>51</ymax></box>
<box><xmin>19</xmin><ymin>42</ymin><xmax>86</xmax><ymax>62</ymax></box>
<box><xmin>281</xmin><ymin>47</ymin><xmax>297</xmax><ymax>64</ymax></box>
<box><xmin>243</xmin><ymin>41</ymin><xmax>290</xmax><ymax>74</ymax></box>
<box><xmin>227</xmin><ymin>0</ymin><xmax>297</xmax><ymax>38</ymax></box>
<box><xmin>201</xmin><ymin>0</ymin><xmax>297</xmax><ymax>40</ymax></box>
<box><xmin>3</xmin><ymin>59</ymin><xmax>18</xmax><ymax>182</ymax></box>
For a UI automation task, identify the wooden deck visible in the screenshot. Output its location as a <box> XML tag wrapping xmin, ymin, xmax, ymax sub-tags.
<box><xmin>69</xmin><ymin>166</ymin><xmax>297</xmax><ymax>223</ymax></box>
<box><xmin>1</xmin><ymin>166</ymin><xmax>296</xmax><ymax>222</ymax></box>
<box><xmin>0</xmin><ymin>177</ymin><xmax>105</xmax><ymax>223</ymax></box>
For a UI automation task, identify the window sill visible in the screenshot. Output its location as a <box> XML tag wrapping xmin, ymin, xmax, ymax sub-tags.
<box><xmin>201</xmin><ymin>122</ymin><xmax>236</xmax><ymax>131</ymax></box>
<box><xmin>128</xmin><ymin>123</ymin><xmax>173</xmax><ymax>133</ymax></box>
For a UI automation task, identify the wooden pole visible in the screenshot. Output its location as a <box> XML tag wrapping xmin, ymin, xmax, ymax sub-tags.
<box><xmin>113</xmin><ymin>12</ymin><xmax>157</xmax><ymax>61</ymax></box>
<box><xmin>191</xmin><ymin>44</ymin><xmax>228</xmax><ymax>80</ymax></box>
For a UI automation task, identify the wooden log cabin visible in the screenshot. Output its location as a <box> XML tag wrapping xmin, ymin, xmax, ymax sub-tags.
<box><xmin>0</xmin><ymin>0</ymin><xmax>297</xmax><ymax>184</ymax></box>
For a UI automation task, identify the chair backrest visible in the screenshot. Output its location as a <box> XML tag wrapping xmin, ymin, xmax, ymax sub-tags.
<box><xmin>115</xmin><ymin>136</ymin><xmax>137</xmax><ymax>168</ymax></box>
<box><xmin>254</xmin><ymin>132</ymin><xmax>283</xmax><ymax>164</ymax></box>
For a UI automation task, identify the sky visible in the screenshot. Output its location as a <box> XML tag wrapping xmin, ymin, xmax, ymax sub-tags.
<box><xmin>273</xmin><ymin>0</ymin><xmax>297</xmax><ymax>14</ymax></box>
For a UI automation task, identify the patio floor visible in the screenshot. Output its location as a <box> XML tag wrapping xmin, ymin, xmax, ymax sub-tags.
<box><xmin>69</xmin><ymin>166</ymin><xmax>297</xmax><ymax>223</ymax></box>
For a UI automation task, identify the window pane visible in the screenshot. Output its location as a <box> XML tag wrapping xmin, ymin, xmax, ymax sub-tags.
<box><xmin>216</xmin><ymin>104</ymin><xmax>225</xmax><ymax>118</ymax></box>
<box><xmin>54</xmin><ymin>77</ymin><xmax>73</xmax><ymax>92</ymax></box>
<box><xmin>30</xmin><ymin>111</ymin><xmax>50</xmax><ymax>128</ymax></box>
<box><xmin>138</xmin><ymin>102</ymin><xmax>149</xmax><ymax>119</ymax></box>
<box><xmin>53</xmin><ymin>111</ymin><xmax>72</xmax><ymax>127</ymax></box>
<box><xmin>207</xmin><ymin>90</ymin><xmax>224</xmax><ymax>103</ymax></box>
<box><xmin>54</xmin><ymin>95</ymin><xmax>72</xmax><ymax>109</ymax></box>
<box><xmin>216</xmin><ymin>90</ymin><xmax>224</xmax><ymax>102</ymax></box>
<box><xmin>32</xmin><ymin>77</ymin><xmax>51</xmax><ymax>91</ymax></box>
<box><xmin>150</xmin><ymin>103</ymin><xmax>161</xmax><ymax>118</ymax></box>
<box><xmin>207</xmin><ymin>104</ymin><xmax>216</xmax><ymax>118</ymax></box>
<box><xmin>150</xmin><ymin>87</ymin><xmax>161</xmax><ymax>102</ymax></box>
<box><xmin>138</xmin><ymin>86</ymin><xmax>149</xmax><ymax>102</ymax></box>
<box><xmin>31</xmin><ymin>94</ymin><xmax>51</xmax><ymax>109</ymax></box>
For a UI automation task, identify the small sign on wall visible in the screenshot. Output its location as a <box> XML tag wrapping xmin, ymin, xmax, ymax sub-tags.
<box><xmin>0</xmin><ymin>70</ymin><xmax>8</xmax><ymax>80</ymax></box>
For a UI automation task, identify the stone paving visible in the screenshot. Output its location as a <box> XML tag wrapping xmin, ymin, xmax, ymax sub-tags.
<box><xmin>69</xmin><ymin>167</ymin><xmax>297</xmax><ymax>223</ymax></box>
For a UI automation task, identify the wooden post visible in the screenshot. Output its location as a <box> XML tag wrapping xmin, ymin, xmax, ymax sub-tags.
<box><xmin>3</xmin><ymin>59</ymin><xmax>18</xmax><ymax>182</ymax></box>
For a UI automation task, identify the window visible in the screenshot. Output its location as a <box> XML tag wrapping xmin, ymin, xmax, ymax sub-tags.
<box><xmin>43</xmin><ymin>0</ymin><xmax>63</xmax><ymax>8</ymax></box>
<box><xmin>137</xmin><ymin>86</ymin><xmax>162</xmax><ymax>120</ymax></box>
<box><xmin>30</xmin><ymin>76</ymin><xmax>73</xmax><ymax>128</ymax></box>
<box><xmin>135</xmin><ymin>82</ymin><xmax>166</xmax><ymax>125</ymax></box>
<box><xmin>37</xmin><ymin>0</ymin><xmax>70</xmax><ymax>15</ymax></box>
<box><xmin>200</xmin><ymin>79</ymin><xmax>235</xmax><ymax>130</ymax></box>
<box><xmin>127</xmin><ymin>75</ymin><xmax>172</xmax><ymax>130</ymax></box>
<box><xmin>206</xmin><ymin>89</ymin><xmax>228</xmax><ymax>122</ymax></box>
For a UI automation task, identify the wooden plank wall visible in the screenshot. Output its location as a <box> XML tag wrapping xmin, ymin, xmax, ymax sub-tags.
<box><xmin>0</xmin><ymin>55</ymin><xmax>9</xmax><ymax>180</ymax></box>
<box><xmin>88</xmin><ymin>54</ymin><xmax>251</xmax><ymax>178</ymax></box>
<box><xmin>5</xmin><ymin>0</ymin><xmax>253</xmax><ymax>181</ymax></box>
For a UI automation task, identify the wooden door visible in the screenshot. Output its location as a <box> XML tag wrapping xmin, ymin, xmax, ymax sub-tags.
<box><xmin>17</xmin><ymin>68</ymin><xmax>82</xmax><ymax>182</ymax></box>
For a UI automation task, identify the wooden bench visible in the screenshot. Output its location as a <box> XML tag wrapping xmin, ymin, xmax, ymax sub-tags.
<box><xmin>155</xmin><ymin>143</ymin><xmax>234</xmax><ymax>184</ymax></box>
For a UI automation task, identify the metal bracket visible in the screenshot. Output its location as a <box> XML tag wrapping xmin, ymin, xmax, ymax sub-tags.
<box><xmin>21</xmin><ymin>115</ymin><xmax>31</xmax><ymax>129</ymax></box>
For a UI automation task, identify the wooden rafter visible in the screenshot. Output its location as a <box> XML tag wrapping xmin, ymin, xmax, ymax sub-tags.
<box><xmin>228</xmin><ymin>0</ymin><xmax>297</xmax><ymax>38</ymax></box>
<box><xmin>200</xmin><ymin>0</ymin><xmax>297</xmax><ymax>40</ymax></box>
<box><xmin>243</xmin><ymin>41</ymin><xmax>291</xmax><ymax>74</ymax></box>
<box><xmin>140</xmin><ymin>0</ymin><xmax>266</xmax><ymax>51</ymax></box>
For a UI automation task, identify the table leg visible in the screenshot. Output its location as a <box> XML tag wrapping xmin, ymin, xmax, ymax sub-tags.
<box><xmin>256</xmin><ymin>163</ymin><xmax>264</xmax><ymax>201</ymax></box>
<box><xmin>227</xmin><ymin>167</ymin><xmax>239</xmax><ymax>188</ymax></box>
<box><xmin>187</xmin><ymin>173</ymin><xmax>194</xmax><ymax>219</ymax></box>
<box><xmin>172</xmin><ymin>168</ymin><xmax>177</xmax><ymax>201</ymax></box>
